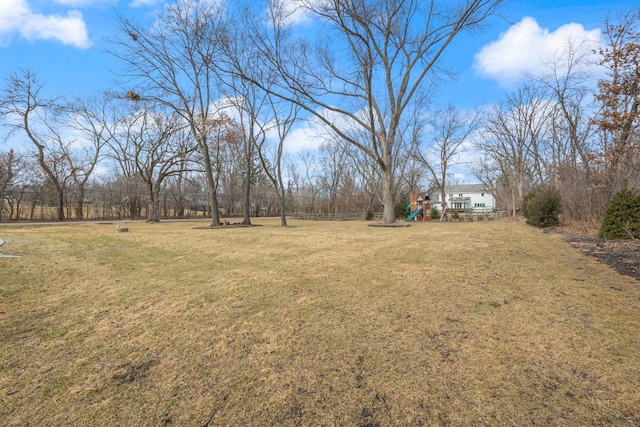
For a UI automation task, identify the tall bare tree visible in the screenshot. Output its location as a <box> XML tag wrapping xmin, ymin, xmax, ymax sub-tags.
<box><xmin>257</xmin><ymin>95</ymin><xmax>300</xmax><ymax>226</ymax></box>
<box><xmin>112</xmin><ymin>0</ymin><xmax>228</xmax><ymax>226</ymax></box>
<box><xmin>0</xmin><ymin>71</ymin><xmax>73</xmax><ymax>220</ymax></box>
<box><xmin>222</xmin><ymin>36</ymin><xmax>270</xmax><ymax>225</ymax></box>
<box><xmin>239</xmin><ymin>0</ymin><xmax>502</xmax><ymax>223</ymax></box>
<box><xmin>230</xmin><ymin>88</ymin><xmax>262</xmax><ymax>226</ymax></box>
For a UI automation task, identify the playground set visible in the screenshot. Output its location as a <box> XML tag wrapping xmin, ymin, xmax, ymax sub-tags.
<box><xmin>405</xmin><ymin>192</ymin><xmax>500</xmax><ymax>222</ymax></box>
<box><xmin>406</xmin><ymin>193</ymin><xmax>433</xmax><ymax>221</ymax></box>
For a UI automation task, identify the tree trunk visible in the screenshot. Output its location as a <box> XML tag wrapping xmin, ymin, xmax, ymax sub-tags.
<box><xmin>147</xmin><ymin>183</ymin><xmax>160</xmax><ymax>223</ymax></box>
<box><xmin>15</xmin><ymin>190</ymin><xmax>25</xmax><ymax>221</ymax></box>
<box><xmin>75</xmin><ymin>188</ymin><xmax>85</xmax><ymax>220</ymax></box>
<box><xmin>202</xmin><ymin>149</ymin><xmax>220</xmax><ymax>227</ymax></box>
<box><xmin>177</xmin><ymin>173</ymin><xmax>185</xmax><ymax>218</ymax></box>
<box><xmin>440</xmin><ymin>189</ymin><xmax>447</xmax><ymax>214</ymax></box>
<box><xmin>177</xmin><ymin>195</ymin><xmax>185</xmax><ymax>218</ymax></box>
<box><xmin>242</xmin><ymin>153</ymin><xmax>252</xmax><ymax>225</ymax></box>
<box><xmin>56</xmin><ymin>188</ymin><xmax>64</xmax><ymax>221</ymax></box>
<box><xmin>381</xmin><ymin>165</ymin><xmax>395</xmax><ymax>223</ymax></box>
<box><xmin>279</xmin><ymin>186</ymin><xmax>287</xmax><ymax>227</ymax></box>
<box><xmin>30</xmin><ymin>196</ymin><xmax>36</xmax><ymax>220</ymax></box>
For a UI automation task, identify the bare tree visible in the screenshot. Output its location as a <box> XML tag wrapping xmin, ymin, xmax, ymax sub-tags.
<box><xmin>318</xmin><ymin>139</ymin><xmax>351</xmax><ymax>214</ymax></box>
<box><xmin>107</xmin><ymin>105</ymin><xmax>196</xmax><ymax>222</ymax></box>
<box><xmin>206</xmin><ymin>113</ymin><xmax>243</xmax><ymax>219</ymax></box>
<box><xmin>239</xmin><ymin>0</ymin><xmax>502</xmax><ymax>223</ymax></box>
<box><xmin>416</xmin><ymin>105</ymin><xmax>482</xmax><ymax>211</ymax></box>
<box><xmin>535</xmin><ymin>41</ymin><xmax>603</xmax><ymax>220</ymax></box>
<box><xmin>480</xmin><ymin>84</ymin><xmax>553</xmax><ymax>216</ymax></box>
<box><xmin>63</xmin><ymin>95</ymin><xmax>115</xmax><ymax>219</ymax></box>
<box><xmin>112</xmin><ymin>0</ymin><xmax>229</xmax><ymax>226</ymax></box>
<box><xmin>222</xmin><ymin>54</ymin><xmax>270</xmax><ymax>224</ymax></box>
<box><xmin>0</xmin><ymin>71</ymin><xmax>74</xmax><ymax>220</ymax></box>
<box><xmin>290</xmin><ymin>149</ymin><xmax>322</xmax><ymax>216</ymax></box>
<box><xmin>223</xmin><ymin>25</ymin><xmax>302</xmax><ymax>226</ymax></box>
<box><xmin>257</xmin><ymin>95</ymin><xmax>300</xmax><ymax>226</ymax></box>
<box><xmin>234</xmin><ymin>90</ymin><xmax>262</xmax><ymax>225</ymax></box>
<box><xmin>0</xmin><ymin>149</ymin><xmax>21</xmax><ymax>221</ymax></box>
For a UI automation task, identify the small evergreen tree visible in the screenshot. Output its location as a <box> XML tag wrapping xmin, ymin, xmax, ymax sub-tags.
<box><xmin>395</xmin><ymin>193</ymin><xmax>410</xmax><ymax>219</ymax></box>
<box><xmin>522</xmin><ymin>185</ymin><xmax>562</xmax><ymax>228</ymax></box>
<box><xmin>599</xmin><ymin>181</ymin><xmax>640</xmax><ymax>239</ymax></box>
<box><xmin>430</xmin><ymin>207</ymin><xmax>441</xmax><ymax>219</ymax></box>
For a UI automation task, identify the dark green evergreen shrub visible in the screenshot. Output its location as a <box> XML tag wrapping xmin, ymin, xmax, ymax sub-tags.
<box><xmin>395</xmin><ymin>193</ymin><xmax>410</xmax><ymax>219</ymax></box>
<box><xmin>522</xmin><ymin>185</ymin><xmax>562</xmax><ymax>228</ymax></box>
<box><xmin>430</xmin><ymin>207</ymin><xmax>440</xmax><ymax>219</ymax></box>
<box><xmin>599</xmin><ymin>182</ymin><xmax>640</xmax><ymax>239</ymax></box>
<box><xmin>365</xmin><ymin>210</ymin><xmax>374</xmax><ymax>221</ymax></box>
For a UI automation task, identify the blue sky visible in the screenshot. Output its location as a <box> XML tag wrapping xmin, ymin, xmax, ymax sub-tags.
<box><xmin>1</xmin><ymin>0</ymin><xmax>638</xmax><ymax>154</ymax></box>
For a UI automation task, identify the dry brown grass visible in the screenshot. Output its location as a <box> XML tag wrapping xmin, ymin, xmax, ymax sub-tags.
<box><xmin>1</xmin><ymin>219</ymin><xmax>639</xmax><ymax>426</ymax></box>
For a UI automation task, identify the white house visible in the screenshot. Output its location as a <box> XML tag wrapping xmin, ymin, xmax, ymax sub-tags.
<box><xmin>431</xmin><ymin>184</ymin><xmax>496</xmax><ymax>213</ymax></box>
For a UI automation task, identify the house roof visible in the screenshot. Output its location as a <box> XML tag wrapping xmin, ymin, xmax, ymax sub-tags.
<box><xmin>439</xmin><ymin>184</ymin><xmax>491</xmax><ymax>194</ymax></box>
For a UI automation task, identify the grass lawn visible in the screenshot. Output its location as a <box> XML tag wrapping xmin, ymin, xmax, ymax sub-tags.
<box><xmin>0</xmin><ymin>219</ymin><xmax>639</xmax><ymax>426</ymax></box>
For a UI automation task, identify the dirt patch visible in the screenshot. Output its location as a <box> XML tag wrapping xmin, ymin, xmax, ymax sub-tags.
<box><xmin>112</xmin><ymin>360</ymin><xmax>157</xmax><ymax>385</ymax></box>
<box><xmin>546</xmin><ymin>227</ymin><xmax>640</xmax><ymax>281</ymax></box>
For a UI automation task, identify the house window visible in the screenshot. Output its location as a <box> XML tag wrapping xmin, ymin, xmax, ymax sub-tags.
<box><xmin>459</xmin><ymin>194</ymin><xmax>463</xmax><ymax>197</ymax></box>
<box><xmin>449</xmin><ymin>194</ymin><xmax>453</xmax><ymax>198</ymax></box>
<box><xmin>474</xmin><ymin>203</ymin><xmax>486</xmax><ymax>208</ymax></box>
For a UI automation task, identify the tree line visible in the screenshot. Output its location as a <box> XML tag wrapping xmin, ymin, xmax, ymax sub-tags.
<box><xmin>1</xmin><ymin>1</ymin><xmax>638</xmax><ymax>225</ymax></box>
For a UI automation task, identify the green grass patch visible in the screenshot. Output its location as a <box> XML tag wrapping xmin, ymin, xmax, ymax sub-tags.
<box><xmin>0</xmin><ymin>219</ymin><xmax>639</xmax><ymax>426</ymax></box>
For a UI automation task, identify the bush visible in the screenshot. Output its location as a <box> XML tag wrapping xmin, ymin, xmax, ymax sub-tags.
<box><xmin>522</xmin><ymin>185</ymin><xmax>562</xmax><ymax>228</ymax></box>
<box><xmin>430</xmin><ymin>207</ymin><xmax>440</xmax><ymax>219</ymax></box>
<box><xmin>395</xmin><ymin>193</ymin><xmax>410</xmax><ymax>219</ymax></box>
<box><xmin>365</xmin><ymin>210</ymin><xmax>374</xmax><ymax>221</ymax></box>
<box><xmin>599</xmin><ymin>182</ymin><xmax>640</xmax><ymax>239</ymax></box>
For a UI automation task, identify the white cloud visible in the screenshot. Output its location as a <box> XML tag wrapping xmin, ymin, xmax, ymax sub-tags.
<box><xmin>0</xmin><ymin>0</ymin><xmax>29</xmax><ymax>31</ymax></box>
<box><xmin>474</xmin><ymin>17</ymin><xmax>602</xmax><ymax>85</ymax></box>
<box><xmin>129</xmin><ymin>0</ymin><xmax>164</xmax><ymax>8</ymax></box>
<box><xmin>0</xmin><ymin>0</ymin><xmax>90</xmax><ymax>48</ymax></box>
<box><xmin>52</xmin><ymin>0</ymin><xmax>116</xmax><ymax>6</ymax></box>
<box><xmin>280</xmin><ymin>0</ymin><xmax>314</xmax><ymax>26</ymax></box>
<box><xmin>22</xmin><ymin>10</ymin><xmax>90</xmax><ymax>47</ymax></box>
<box><xmin>266</xmin><ymin>0</ymin><xmax>328</xmax><ymax>27</ymax></box>
<box><xmin>284</xmin><ymin>107</ymin><xmax>364</xmax><ymax>153</ymax></box>
<box><xmin>284</xmin><ymin>115</ymin><xmax>329</xmax><ymax>153</ymax></box>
